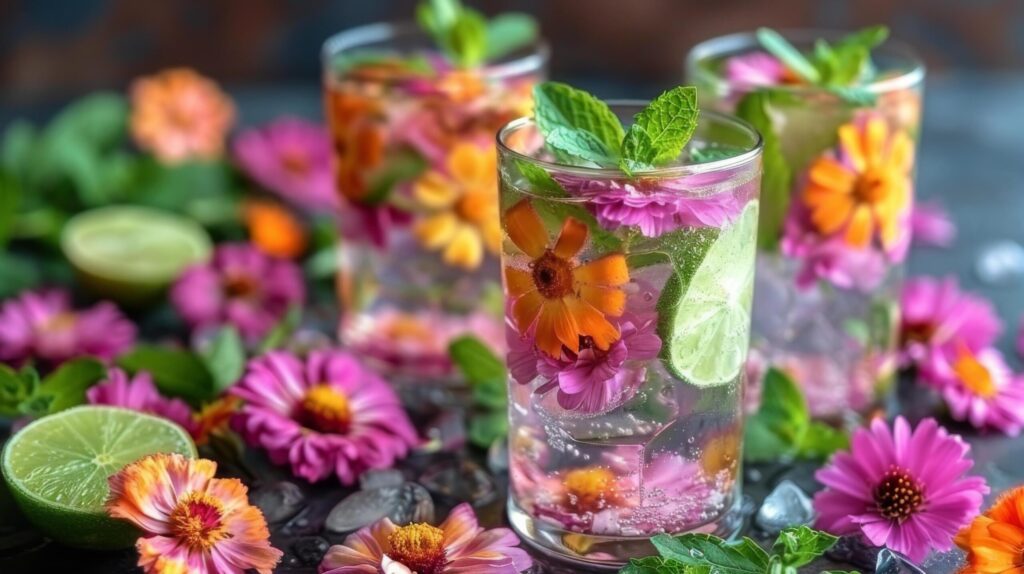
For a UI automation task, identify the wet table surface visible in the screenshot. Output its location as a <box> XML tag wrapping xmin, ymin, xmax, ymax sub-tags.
<box><xmin>2</xmin><ymin>73</ymin><xmax>1024</xmax><ymax>573</ymax></box>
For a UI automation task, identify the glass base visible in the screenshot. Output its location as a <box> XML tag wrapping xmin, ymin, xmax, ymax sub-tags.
<box><xmin>507</xmin><ymin>496</ymin><xmax>743</xmax><ymax>570</ymax></box>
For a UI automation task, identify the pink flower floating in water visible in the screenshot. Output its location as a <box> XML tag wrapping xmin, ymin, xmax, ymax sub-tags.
<box><xmin>319</xmin><ymin>502</ymin><xmax>531</xmax><ymax>574</ymax></box>
<box><xmin>928</xmin><ymin>346</ymin><xmax>1024</xmax><ymax>436</ymax></box>
<box><xmin>813</xmin><ymin>416</ymin><xmax>988</xmax><ymax>563</ymax></box>
<box><xmin>231</xmin><ymin>350</ymin><xmax>418</xmax><ymax>484</ymax></box>
<box><xmin>107</xmin><ymin>453</ymin><xmax>282</xmax><ymax>574</ymax></box>
<box><xmin>87</xmin><ymin>368</ymin><xmax>194</xmax><ymax>433</ymax></box>
<box><xmin>910</xmin><ymin>200</ymin><xmax>956</xmax><ymax>248</ymax></box>
<box><xmin>0</xmin><ymin>289</ymin><xmax>135</xmax><ymax>367</ymax></box>
<box><xmin>233</xmin><ymin>117</ymin><xmax>339</xmax><ymax>213</ymax></box>
<box><xmin>723</xmin><ymin>51</ymin><xmax>789</xmax><ymax>91</ymax></box>
<box><xmin>171</xmin><ymin>242</ymin><xmax>305</xmax><ymax>343</ymax></box>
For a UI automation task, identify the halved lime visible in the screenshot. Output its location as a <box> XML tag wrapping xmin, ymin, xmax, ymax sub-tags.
<box><xmin>61</xmin><ymin>205</ymin><xmax>212</xmax><ymax>306</ymax></box>
<box><xmin>1</xmin><ymin>406</ymin><xmax>196</xmax><ymax>549</ymax></box>
<box><xmin>658</xmin><ymin>200</ymin><xmax>759</xmax><ymax>387</ymax></box>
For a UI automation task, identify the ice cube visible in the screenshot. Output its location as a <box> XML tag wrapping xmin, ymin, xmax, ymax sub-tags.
<box><xmin>875</xmin><ymin>548</ymin><xmax>927</xmax><ymax>574</ymax></box>
<box><xmin>976</xmin><ymin>240</ymin><xmax>1024</xmax><ymax>285</ymax></box>
<box><xmin>755</xmin><ymin>479</ymin><xmax>814</xmax><ymax>534</ymax></box>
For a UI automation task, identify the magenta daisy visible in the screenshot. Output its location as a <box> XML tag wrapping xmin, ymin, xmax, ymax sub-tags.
<box><xmin>230</xmin><ymin>349</ymin><xmax>418</xmax><ymax>484</ymax></box>
<box><xmin>813</xmin><ymin>416</ymin><xmax>989</xmax><ymax>562</ymax></box>
<box><xmin>926</xmin><ymin>346</ymin><xmax>1024</xmax><ymax>436</ymax></box>
<box><xmin>87</xmin><ymin>368</ymin><xmax>195</xmax><ymax>433</ymax></box>
<box><xmin>319</xmin><ymin>503</ymin><xmax>531</xmax><ymax>574</ymax></box>
<box><xmin>171</xmin><ymin>242</ymin><xmax>305</xmax><ymax>343</ymax></box>
<box><xmin>899</xmin><ymin>276</ymin><xmax>1001</xmax><ymax>372</ymax></box>
<box><xmin>0</xmin><ymin>288</ymin><xmax>135</xmax><ymax>367</ymax></box>
<box><xmin>233</xmin><ymin>117</ymin><xmax>339</xmax><ymax>212</ymax></box>
<box><xmin>910</xmin><ymin>200</ymin><xmax>956</xmax><ymax>248</ymax></box>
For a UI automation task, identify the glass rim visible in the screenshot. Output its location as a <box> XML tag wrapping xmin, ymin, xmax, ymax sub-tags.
<box><xmin>685</xmin><ymin>29</ymin><xmax>926</xmax><ymax>95</ymax></box>
<box><xmin>321</xmin><ymin>21</ymin><xmax>550</xmax><ymax>81</ymax></box>
<box><xmin>496</xmin><ymin>101</ymin><xmax>764</xmax><ymax>178</ymax></box>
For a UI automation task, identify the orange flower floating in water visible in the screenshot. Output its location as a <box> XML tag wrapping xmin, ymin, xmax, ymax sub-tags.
<box><xmin>243</xmin><ymin>199</ymin><xmax>307</xmax><ymax>258</ymax></box>
<box><xmin>802</xmin><ymin>116</ymin><xmax>913</xmax><ymax>250</ymax></box>
<box><xmin>413</xmin><ymin>143</ymin><xmax>501</xmax><ymax>269</ymax></box>
<box><xmin>106</xmin><ymin>453</ymin><xmax>281</xmax><ymax>574</ymax></box>
<box><xmin>504</xmin><ymin>200</ymin><xmax>628</xmax><ymax>358</ymax></box>
<box><xmin>325</xmin><ymin>90</ymin><xmax>386</xmax><ymax>203</ymax></box>
<box><xmin>130</xmin><ymin>68</ymin><xmax>235</xmax><ymax>164</ymax></box>
<box><xmin>957</xmin><ymin>485</ymin><xmax>1024</xmax><ymax>574</ymax></box>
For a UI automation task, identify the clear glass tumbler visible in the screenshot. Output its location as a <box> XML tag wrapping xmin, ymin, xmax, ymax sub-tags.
<box><xmin>687</xmin><ymin>31</ymin><xmax>925</xmax><ymax>421</ymax></box>
<box><xmin>498</xmin><ymin>104</ymin><xmax>762</xmax><ymax>568</ymax></box>
<box><xmin>322</xmin><ymin>22</ymin><xmax>547</xmax><ymax>386</ymax></box>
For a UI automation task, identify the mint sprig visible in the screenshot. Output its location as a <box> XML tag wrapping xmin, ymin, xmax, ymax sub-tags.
<box><xmin>621</xmin><ymin>526</ymin><xmax>848</xmax><ymax>574</ymax></box>
<box><xmin>448</xmin><ymin>335</ymin><xmax>509</xmax><ymax>447</ymax></box>
<box><xmin>532</xmin><ymin>82</ymin><xmax>700</xmax><ymax>174</ymax></box>
<box><xmin>417</xmin><ymin>0</ymin><xmax>538</xmax><ymax>68</ymax></box>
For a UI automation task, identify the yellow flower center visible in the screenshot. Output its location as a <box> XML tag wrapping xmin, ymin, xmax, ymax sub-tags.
<box><xmin>169</xmin><ymin>492</ymin><xmax>228</xmax><ymax>550</ymax></box>
<box><xmin>563</xmin><ymin>467</ymin><xmax>617</xmax><ymax>513</ymax></box>
<box><xmin>953</xmin><ymin>352</ymin><xmax>998</xmax><ymax>399</ymax></box>
<box><xmin>531</xmin><ymin>251</ymin><xmax>576</xmax><ymax>300</ymax></box>
<box><xmin>387</xmin><ymin>523</ymin><xmax>447</xmax><ymax>574</ymax></box>
<box><xmin>853</xmin><ymin>167</ymin><xmax>894</xmax><ymax>205</ymax></box>
<box><xmin>873</xmin><ymin>466</ymin><xmax>923</xmax><ymax>522</ymax></box>
<box><xmin>299</xmin><ymin>384</ymin><xmax>352</xmax><ymax>433</ymax></box>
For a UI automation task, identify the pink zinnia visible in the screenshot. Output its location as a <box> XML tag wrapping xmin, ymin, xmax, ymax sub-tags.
<box><xmin>813</xmin><ymin>416</ymin><xmax>988</xmax><ymax>562</ymax></box>
<box><xmin>87</xmin><ymin>368</ymin><xmax>195</xmax><ymax>434</ymax></box>
<box><xmin>724</xmin><ymin>51</ymin><xmax>788</xmax><ymax>91</ymax></box>
<box><xmin>899</xmin><ymin>276</ymin><xmax>1001</xmax><ymax>372</ymax></box>
<box><xmin>910</xmin><ymin>200</ymin><xmax>956</xmax><ymax>248</ymax></box>
<box><xmin>927</xmin><ymin>346</ymin><xmax>1024</xmax><ymax>436</ymax></box>
<box><xmin>319</xmin><ymin>503</ymin><xmax>531</xmax><ymax>574</ymax></box>
<box><xmin>233</xmin><ymin>117</ymin><xmax>339</xmax><ymax>213</ymax></box>
<box><xmin>171</xmin><ymin>242</ymin><xmax>305</xmax><ymax>343</ymax></box>
<box><xmin>0</xmin><ymin>289</ymin><xmax>135</xmax><ymax>367</ymax></box>
<box><xmin>231</xmin><ymin>350</ymin><xmax>418</xmax><ymax>484</ymax></box>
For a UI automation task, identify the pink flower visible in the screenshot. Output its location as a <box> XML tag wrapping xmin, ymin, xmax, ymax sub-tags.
<box><xmin>171</xmin><ymin>242</ymin><xmax>305</xmax><ymax>343</ymax></box>
<box><xmin>926</xmin><ymin>346</ymin><xmax>1024</xmax><ymax>436</ymax></box>
<box><xmin>724</xmin><ymin>51</ymin><xmax>788</xmax><ymax>91</ymax></box>
<box><xmin>87</xmin><ymin>368</ymin><xmax>195</xmax><ymax>434</ymax></box>
<box><xmin>551</xmin><ymin>173</ymin><xmax>745</xmax><ymax>238</ymax></box>
<box><xmin>319</xmin><ymin>503</ymin><xmax>531</xmax><ymax>574</ymax></box>
<box><xmin>899</xmin><ymin>276</ymin><xmax>1001</xmax><ymax>372</ymax></box>
<box><xmin>230</xmin><ymin>350</ymin><xmax>418</xmax><ymax>484</ymax></box>
<box><xmin>813</xmin><ymin>416</ymin><xmax>988</xmax><ymax>562</ymax></box>
<box><xmin>0</xmin><ymin>289</ymin><xmax>135</xmax><ymax>367</ymax></box>
<box><xmin>233</xmin><ymin>117</ymin><xmax>339</xmax><ymax>212</ymax></box>
<box><xmin>910</xmin><ymin>200</ymin><xmax>956</xmax><ymax>248</ymax></box>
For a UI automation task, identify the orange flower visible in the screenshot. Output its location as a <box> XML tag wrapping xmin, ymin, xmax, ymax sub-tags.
<box><xmin>956</xmin><ymin>485</ymin><xmax>1024</xmax><ymax>574</ymax></box>
<box><xmin>503</xmin><ymin>200</ymin><xmax>628</xmax><ymax>358</ymax></box>
<box><xmin>243</xmin><ymin>199</ymin><xmax>307</xmax><ymax>258</ymax></box>
<box><xmin>130</xmin><ymin>68</ymin><xmax>235</xmax><ymax>164</ymax></box>
<box><xmin>802</xmin><ymin>116</ymin><xmax>913</xmax><ymax>250</ymax></box>
<box><xmin>413</xmin><ymin>143</ymin><xmax>501</xmax><ymax>269</ymax></box>
<box><xmin>325</xmin><ymin>90</ymin><xmax>386</xmax><ymax>203</ymax></box>
<box><xmin>191</xmin><ymin>395</ymin><xmax>240</xmax><ymax>446</ymax></box>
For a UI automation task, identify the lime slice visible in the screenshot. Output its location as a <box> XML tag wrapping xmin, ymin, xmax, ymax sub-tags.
<box><xmin>61</xmin><ymin>205</ymin><xmax>212</xmax><ymax>306</ymax></box>
<box><xmin>658</xmin><ymin>200</ymin><xmax>759</xmax><ymax>387</ymax></box>
<box><xmin>1</xmin><ymin>406</ymin><xmax>196</xmax><ymax>549</ymax></box>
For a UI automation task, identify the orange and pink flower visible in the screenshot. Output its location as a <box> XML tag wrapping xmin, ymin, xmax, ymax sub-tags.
<box><xmin>106</xmin><ymin>453</ymin><xmax>281</xmax><ymax>574</ymax></box>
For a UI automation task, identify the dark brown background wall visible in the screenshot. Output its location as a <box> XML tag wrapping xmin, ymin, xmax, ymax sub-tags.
<box><xmin>1</xmin><ymin>0</ymin><xmax>1020</xmax><ymax>106</ymax></box>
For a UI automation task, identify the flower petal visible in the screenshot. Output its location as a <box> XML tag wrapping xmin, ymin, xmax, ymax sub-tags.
<box><xmin>504</xmin><ymin>200</ymin><xmax>549</xmax><ymax>258</ymax></box>
<box><xmin>553</xmin><ymin>218</ymin><xmax>588</xmax><ymax>259</ymax></box>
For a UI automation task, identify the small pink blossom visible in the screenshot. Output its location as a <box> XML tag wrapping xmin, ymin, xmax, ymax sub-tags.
<box><xmin>910</xmin><ymin>200</ymin><xmax>956</xmax><ymax>248</ymax></box>
<box><xmin>927</xmin><ymin>346</ymin><xmax>1024</xmax><ymax>436</ymax></box>
<box><xmin>87</xmin><ymin>368</ymin><xmax>196</xmax><ymax>434</ymax></box>
<box><xmin>724</xmin><ymin>51</ymin><xmax>788</xmax><ymax>91</ymax></box>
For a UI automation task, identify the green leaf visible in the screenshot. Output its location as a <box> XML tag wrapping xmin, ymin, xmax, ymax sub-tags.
<box><xmin>33</xmin><ymin>358</ymin><xmax>107</xmax><ymax>415</ymax></box>
<box><xmin>621</xmin><ymin>556</ymin><xmax>701</xmax><ymax>574</ymax></box>
<box><xmin>743</xmin><ymin>368</ymin><xmax>808</xmax><ymax>462</ymax></box>
<box><xmin>756</xmin><ymin>28</ymin><xmax>821</xmax><ymax>83</ymax></box>
<box><xmin>0</xmin><ymin>172</ymin><xmax>21</xmax><ymax>248</ymax></box>
<box><xmin>512</xmin><ymin>159</ymin><xmax>567</xmax><ymax>197</ymax></box>
<box><xmin>651</xmin><ymin>533</ymin><xmax>769</xmax><ymax>574</ymax></box>
<box><xmin>46</xmin><ymin>93</ymin><xmax>128</xmax><ymax>150</ymax></box>
<box><xmin>200</xmin><ymin>327</ymin><xmax>246</xmax><ymax>393</ymax></box>
<box><xmin>621</xmin><ymin>86</ymin><xmax>698</xmax><ymax>172</ymax></box>
<box><xmin>834</xmin><ymin>25</ymin><xmax>889</xmax><ymax>53</ymax></box>
<box><xmin>118</xmin><ymin>345</ymin><xmax>215</xmax><ymax>404</ymax></box>
<box><xmin>417</xmin><ymin>0</ymin><xmax>488</xmax><ymax>68</ymax></box>
<box><xmin>468</xmin><ymin>411</ymin><xmax>507</xmax><ymax>448</ymax></box>
<box><xmin>485</xmin><ymin>13</ymin><xmax>538</xmax><ymax>60</ymax></box>
<box><xmin>533</xmin><ymin>82</ymin><xmax>625</xmax><ymax>165</ymax></box>
<box><xmin>772</xmin><ymin>526</ymin><xmax>838</xmax><ymax>568</ymax></box>
<box><xmin>531</xmin><ymin>198</ymin><xmax>623</xmax><ymax>253</ymax></box>
<box><xmin>0</xmin><ymin>365</ymin><xmax>36</xmax><ymax>417</ymax></box>
<box><xmin>735</xmin><ymin>90</ymin><xmax>792</xmax><ymax>250</ymax></box>
<box><xmin>797</xmin><ymin>421</ymin><xmax>850</xmax><ymax>459</ymax></box>
<box><xmin>365</xmin><ymin>151</ymin><xmax>428</xmax><ymax>205</ymax></box>
<box><xmin>135</xmin><ymin>159</ymin><xmax>233</xmax><ymax>212</ymax></box>
<box><xmin>1</xmin><ymin>120</ymin><xmax>36</xmax><ymax>177</ymax></box>
<box><xmin>258</xmin><ymin>306</ymin><xmax>302</xmax><ymax>353</ymax></box>
<box><xmin>449</xmin><ymin>335</ymin><xmax>506</xmax><ymax>385</ymax></box>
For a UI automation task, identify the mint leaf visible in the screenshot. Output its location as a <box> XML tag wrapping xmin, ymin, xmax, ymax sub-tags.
<box><xmin>533</xmin><ymin>82</ymin><xmax>625</xmax><ymax>165</ymax></box>
<box><xmin>834</xmin><ymin>25</ymin><xmax>889</xmax><ymax>54</ymax></box>
<box><xmin>449</xmin><ymin>335</ymin><xmax>505</xmax><ymax>387</ymax></box>
<box><xmin>797</xmin><ymin>420</ymin><xmax>850</xmax><ymax>459</ymax></box>
<box><xmin>200</xmin><ymin>326</ymin><xmax>246</xmax><ymax>393</ymax></box>
<box><xmin>119</xmin><ymin>345</ymin><xmax>215</xmax><ymax>405</ymax></box>
<box><xmin>772</xmin><ymin>526</ymin><xmax>838</xmax><ymax>568</ymax></box>
<box><xmin>735</xmin><ymin>90</ymin><xmax>792</xmax><ymax>250</ymax></box>
<box><xmin>743</xmin><ymin>368</ymin><xmax>808</xmax><ymax>462</ymax></box>
<box><xmin>621</xmin><ymin>556</ymin><xmax>702</xmax><ymax>574</ymax></box>
<box><xmin>0</xmin><ymin>365</ymin><xmax>37</xmax><ymax>417</ymax></box>
<box><xmin>485</xmin><ymin>13</ymin><xmax>538</xmax><ymax>60</ymax></box>
<box><xmin>651</xmin><ymin>533</ymin><xmax>770</xmax><ymax>574</ymax></box>
<box><xmin>620</xmin><ymin>86</ymin><xmax>698</xmax><ymax>173</ymax></box>
<box><xmin>513</xmin><ymin>159</ymin><xmax>567</xmax><ymax>197</ymax></box>
<box><xmin>31</xmin><ymin>358</ymin><xmax>106</xmax><ymax>415</ymax></box>
<box><xmin>417</xmin><ymin>0</ymin><xmax>488</xmax><ymax>68</ymax></box>
<box><xmin>757</xmin><ymin>28</ymin><xmax>821</xmax><ymax>84</ymax></box>
<box><xmin>468</xmin><ymin>410</ymin><xmax>507</xmax><ymax>448</ymax></box>
<box><xmin>365</xmin><ymin>150</ymin><xmax>428</xmax><ymax>205</ymax></box>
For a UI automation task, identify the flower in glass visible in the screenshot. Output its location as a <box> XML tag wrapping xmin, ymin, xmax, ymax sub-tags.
<box><xmin>927</xmin><ymin>346</ymin><xmax>1024</xmax><ymax>436</ymax></box>
<box><xmin>412</xmin><ymin>143</ymin><xmax>502</xmax><ymax>269</ymax></box>
<box><xmin>231</xmin><ymin>350</ymin><xmax>418</xmax><ymax>484</ymax></box>
<box><xmin>318</xmin><ymin>503</ymin><xmax>531</xmax><ymax>574</ymax></box>
<box><xmin>130</xmin><ymin>68</ymin><xmax>235</xmax><ymax>164</ymax></box>
<box><xmin>328</xmin><ymin>91</ymin><xmax>387</xmax><ymax>205</ymax></box>
<box><xmin>503</xmin><ymin>199</ymin><xmax>629</xmax><ymax>358</ymax></box>
<box><xmin>910</xmin><ymin>200</ymin><xmax>956</xmax><ymax>248</ymax></box>
<box><xmin>956</xmin><ymin>485</ymin><xmax>1024</xmax><ymax>574</ymax></box>
<box><xmin>813</xmin><ymin>416</ymin><xmax>988</xmax><ymax>562</ymax></box>
<box><xmin>243</xmin><ymin>199</ymin><xmax>308</xmax><ymax>259</ymax></box>
<box><xmin>724</xmin><ymin>51</ymin><xmax>789</xmax><ymax>90</ymax></box>
<box><xmin>106</xmin><ymin>453</ymin><xmax>282</xmax><ymax>574</ymax></box>
<box><xmin>171</xmin><ymin>242</ymin><xmax>305</xmax><ymax>343</ymax></box>
<box><xmin>0</xmin><ymin>289</ymin><xmax>136</xmax><ymax>366</ymax></box>
<box><xmin>233</xmin><ymin>117</ymin><xmax>338</xmax><ymax>212</ymax></box>
<box><xmin>86</xmin><ymin>368</ymin><xmax>195</xmax><ymax>434</ymax></box>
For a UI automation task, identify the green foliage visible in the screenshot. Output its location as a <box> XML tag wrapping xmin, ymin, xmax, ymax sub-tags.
<box><xmin>620</xmin><ymin>87</ymin><xmax>699</xmax><ymax>173</ymax></box>
<box><xmin>512</xmin><ymin>159</ymin><xmax>567</xmax><ymax>197</ymax></box>
<box><xmin>417</xmin><ymin>0</ymin><xmax>537</xmax><ymax>68</ymax></box>
<box><xmin>258</xmin><ymin>306</ymin><xmax>303</xmax><ymax>354</ymax></box>
<box><xmin>533</xmin><ymin>82</ymin><xmax>625</xmax><ymax>165</ymax></box>
<box><xmin>118</xmin><ymin>345</ymin><xmax>215</xmax><ymax>405</ymax></box>
<box><xmin>448</xmin><ymin>335</ymin><xmax>509</xmax><ymax>448</ymax></box>
<box><xmin>199</xmin><ymin>326</ymin><xmax>246</xmax><ymax>393</ymax></box>
<box><xmin>1</xmin><ymin>359</ymin><xmax>106</xmax><ymax>418</ymax></box>
<box><xmin>734</xmin><ymin>90</ymin><xmax>792</xmax><ymax>250</ymax></box>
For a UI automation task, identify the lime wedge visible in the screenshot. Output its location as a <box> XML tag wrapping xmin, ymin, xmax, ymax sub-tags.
<box><xmin>658</xmin><ymin>200</ymin><xmax>759</xmax><ymax>387</ymax></box>
<box><xmin>61</xmin><ymin>205</ymin><xmax>212</xmax><ymax>306</ymax></box>
<box><xmin>2</xmin><ymin>406</ymin><xmax>196</xmax><ymax>549</ymax></box>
